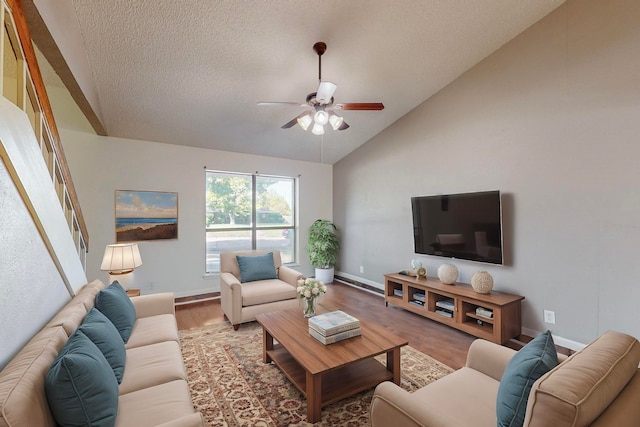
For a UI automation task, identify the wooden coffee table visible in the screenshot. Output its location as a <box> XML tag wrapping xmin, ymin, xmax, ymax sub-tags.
<box><xmin>255</xmin><ymin>308</ymin><xmax>408</xmax><ymax>423</ymax></box>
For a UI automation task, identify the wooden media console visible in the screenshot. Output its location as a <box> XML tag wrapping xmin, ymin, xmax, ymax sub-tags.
<box><xmin>384</xmin><ymin>273</ymin><xmax>524</xmax><ymax>344</ymax></box>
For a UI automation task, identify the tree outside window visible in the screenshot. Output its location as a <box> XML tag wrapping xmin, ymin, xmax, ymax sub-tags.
<box><xmin>205</xmin><ymin>171</ymin><xmax>295</xmax><ymax>273</ymax></box>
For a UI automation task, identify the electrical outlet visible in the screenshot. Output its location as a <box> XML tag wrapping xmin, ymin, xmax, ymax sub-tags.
<box><xmin>359</xmin><ymin>266</ymin><xmax>364</xmax><ymax>274</ymax></box>
<box><xmin>543</xmin><ymin>310</ymin><xmax>556</xmax><ymax>324</ymax></box>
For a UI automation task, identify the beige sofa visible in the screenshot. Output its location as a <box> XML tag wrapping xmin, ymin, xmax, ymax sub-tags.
<box><xmin>371</xmin><ymin>330</ymin><xmax>640</xmax><ymax>427</ymax></box>
<box><xmin>0</xmin><ymin>280</ymin><xmax>204</xmax><ymax>427</ymax></box>
<box><xmin>220</xmin><ymin>250</ymin><xmax>304</xmax><ymax>329</ymax></box>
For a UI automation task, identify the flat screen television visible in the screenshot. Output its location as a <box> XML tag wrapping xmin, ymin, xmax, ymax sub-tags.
<box><xmin>411</xmin><ymin>190</ymin><xmax>503</xmax><ymax>265</ymax></box>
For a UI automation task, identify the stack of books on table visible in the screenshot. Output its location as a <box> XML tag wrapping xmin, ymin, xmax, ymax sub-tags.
<box><xmin>308</xmin><ymin>310</ymin><xmax>361</xmax><ymax>345</ymax></box>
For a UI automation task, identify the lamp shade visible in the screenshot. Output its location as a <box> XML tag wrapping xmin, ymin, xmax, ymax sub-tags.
<box><xmin>100</xmin><ymin>243</ymin><xmax>142</xmax><ymax>274</ymax></box>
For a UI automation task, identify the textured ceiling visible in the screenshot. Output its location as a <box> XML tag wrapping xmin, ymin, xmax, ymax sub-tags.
<box><xmin>38</xmin><ymin>0</ymin><xmax>565</xmax><ymax>164</ymax></box>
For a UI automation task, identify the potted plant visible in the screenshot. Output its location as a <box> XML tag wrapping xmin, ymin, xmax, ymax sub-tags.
<box><xmin>306</xmin><ymin>219</ymin><xmax>340</xmax><ymax>284</ymax></box>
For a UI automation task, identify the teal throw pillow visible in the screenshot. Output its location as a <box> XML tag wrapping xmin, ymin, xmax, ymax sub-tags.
<box><xmin>79</xmin><ymin>307</ymin><xmax>126</xmax><ymax>383</ymax></box>
<box><xmin>45</xmin><ymin>330</ymin><xmax>119</xmax><ymax>427</ymax></box>
<box><xmin>95</xmin><ymin>281</ymin><xmax>136</xmax><ymax>343</ymax></box>
<box><xmin>236</xmin><ymin>252</ymin><xmax>277</xmax><ymax>283</ymax></box>
<box><xmin>496</xmin><ymin>330</ymin><xmax>559</xmax><ymax>427</ymax></box>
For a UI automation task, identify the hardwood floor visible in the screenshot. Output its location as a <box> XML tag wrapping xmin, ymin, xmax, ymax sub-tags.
<box><xmin>175</xmin><ymin>281</ymin><xmax>574</xmax><ymax>371</ymax></box>
<box><xmin>176</xmin><ymin>281</ymin><xmax>477</xmax><ymax>369</ymax></box>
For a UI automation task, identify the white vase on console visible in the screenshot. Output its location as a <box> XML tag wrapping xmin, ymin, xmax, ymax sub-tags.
<box><xmin>437</xmin><ymin>264</ymin><xmax>459</xmax><ymax>284</ymax></box>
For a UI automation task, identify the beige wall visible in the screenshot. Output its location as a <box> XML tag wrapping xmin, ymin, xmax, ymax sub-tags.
<box><xmin>334</xmin><ymin>0</ymin><xmax>640</xmax><ymax>347</ymax></box>
<box><xmin>61</xmin><ymin>130</ymin><xmax>332</xmax><ymax>297</ymax></box>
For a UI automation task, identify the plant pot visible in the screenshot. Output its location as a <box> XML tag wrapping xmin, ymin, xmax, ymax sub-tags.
<box><xmin>315</xmin><ymin>267</ymin><xmax>334</xmax><ymax>284</ymax></box>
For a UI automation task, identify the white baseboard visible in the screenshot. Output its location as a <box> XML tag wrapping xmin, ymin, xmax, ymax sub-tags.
<box><xmin>334</xmin><ymin>271</ymin><xmax>384</xmax><ymax>292</ymax></box>
<box><xmin>172</xmin><ymin>286</ymin><xmax>219</xmax><ymax>300</ymax></box>
<box><xmin>174</xmin><ymin>295</ymin><xmax>220</xmax><ymax>306</ymax></box>
<box><xmin>334</xmin><ymin>279</ymin><xmax>383</xmax><ymax>297</ymax></box>
<box><xmin>522</xmin><ymin>327</ymin><xmax>586</xmax><ymax>351</ymax></box>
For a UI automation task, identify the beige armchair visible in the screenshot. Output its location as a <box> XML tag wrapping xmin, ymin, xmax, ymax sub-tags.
<box><xmin>370</xmin><ymin>331</ymin><xmax>640</xmax><ymax>427</ymax></box>
<box><xmin>220</xmin><ymin>250</ymin><xmax>304</xmax><ymax>330</ymax></box>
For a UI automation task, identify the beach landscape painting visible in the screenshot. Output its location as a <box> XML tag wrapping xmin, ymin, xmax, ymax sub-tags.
<box><xmin>115</xmin><ymin>190</ymin><xmax>178</xmax><ymax>242</ymax></box>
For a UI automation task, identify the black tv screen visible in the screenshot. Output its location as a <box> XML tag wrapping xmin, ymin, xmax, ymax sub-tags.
<box><xmin>411</xmin><ymin>190</ymin><xmax>503</xmax><ymax>265</ymax></box>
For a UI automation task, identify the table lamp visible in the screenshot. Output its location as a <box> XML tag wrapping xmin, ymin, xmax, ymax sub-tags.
<box><xmin>100</xmin><ymin>243</ymin><xmax>142</xmax><ymax>290</ymax></box>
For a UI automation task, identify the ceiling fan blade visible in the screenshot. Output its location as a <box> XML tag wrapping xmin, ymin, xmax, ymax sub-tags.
<box><xmin>257</xmin><ymin>102</ymin><xmax>307</xmax><ymax>107</ymax></box>
<box><xmin>281</xmin><ymin>111</ymin><xmax>311</xmax><ymax>129</ymax></box>
<box><xmin>338</xmin><ymin>120</ymin><xmax>350</xmax><ymax>131</ymax></box>
<box><xmin>281</xmin><ymin>117</ymin><xmax>300</xmax><ymax>129</ymax></box>
<box><xmin>334</xmin><ymin>102</ymin><xmax>384</xmax><ymax>111</ymax></box>
<box><xmin>316</xmin><ymin>81</ymin><xmax>337</xmax><ymax>104</ymax></box>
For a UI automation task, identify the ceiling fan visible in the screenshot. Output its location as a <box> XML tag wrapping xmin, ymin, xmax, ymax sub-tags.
<box><xmin>257</xmin><ymin>42</ymin><xmax>384</xmax><ymax>135</ymax></box>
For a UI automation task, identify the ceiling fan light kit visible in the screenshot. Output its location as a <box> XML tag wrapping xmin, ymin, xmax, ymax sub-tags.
<box><xmin>314</xmin><ymin>110</ymin><xmax>329</xmax><ymax>126</ymax></box>
<box><xmin>316</xmin><ymin>81</ymin><xmax>337</xmax><ymax>104</ymax></box>
<box><xmin>297</xmin><ymin>113</ymin><xmax>313</xmax><ymax>131</ymax></box>
<box><xmin>328</xmin><ymin>111</ymin><xmax>344</xmax><ymax>130</ymax></box>
<box><xmin>258</xmin><ymin>42</ymin><xmax>384</xmax><ymax>135</ymax></box>
<box><xmin>311</xmin><ymin>122</ymin><xmax>325</xmax><ymax>136</ymax></box>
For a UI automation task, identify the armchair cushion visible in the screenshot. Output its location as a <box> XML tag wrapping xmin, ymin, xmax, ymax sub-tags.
<box><xmin>496</xmin><ymin>330</ymin><xmax>558</xmax><ymax>427</ymax></box>
<box><xmin>241</xmin><ymin>279</ymin><xmax>298</xmax><ymax>306</ymax></box>
<box><xmin>236</xmin><ymin>252</ymin><xmax>278</xmax><ymax>283</ymax></box>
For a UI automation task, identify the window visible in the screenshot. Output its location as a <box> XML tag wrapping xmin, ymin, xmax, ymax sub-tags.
<box><xmin>205</xmin><ymin>171</ymin><xmax>296</xmax><ymax>273</ymax></box>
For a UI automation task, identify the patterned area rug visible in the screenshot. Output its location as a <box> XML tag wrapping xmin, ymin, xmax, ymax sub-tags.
<box><xmin>180</xmin><ymin>321</ymin><xmax>453</xmax><ymax>426</ymax></box>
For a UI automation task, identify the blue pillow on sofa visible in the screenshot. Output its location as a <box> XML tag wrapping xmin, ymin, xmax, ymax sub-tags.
<box><xmin>236</xmin><ymin>252</ymin><xmax>277</xmax><ymax>283</ymax></box>
<box><xmin>45</xmin><ymin>330</ymin><xmax>119</xmax><ymax>427</ymax></box>
<box><xmin>78</xmin><ymin>307</ymin><xmax>126</xmax><ymax>383</ymax></box>
<box><xmin>95</xmin><ymin>281</ymin><xmax>136</xmax><ymax>343</ymax></box>
<box><xmin>496</xmin><ymin>330</ymin><xmax>559</xmax><ymax>427</ymax></box>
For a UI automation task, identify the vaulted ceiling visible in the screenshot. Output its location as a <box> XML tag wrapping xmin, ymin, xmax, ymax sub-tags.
<box><xmin>26</xmin><ymin>0</ymin><xmax>565</xmax><ymax>164</ymax></box>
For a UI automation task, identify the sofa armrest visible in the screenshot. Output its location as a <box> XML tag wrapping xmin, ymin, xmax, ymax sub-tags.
<box><xmin>278</xmin><ymin>265</ymin><xmax>305</xmax><ymax>287</ymax></box>
<box><xmin>155</xmin><ymin>413</ymin><xmax>205</xmax><ymax>427</ymax></box>
<box><xmin>131</xmin><ymin>292</ymin><xmax>175</xmax><ymax>318</ymax></box>
<box><xmin>370</xmin><ymin>381</ymin><xmax>452</xmax><ymax>427</ymax></box>
<box><xmin>465</xmin><ymin>338</ymin><xmax>517</xmax><ymax>382</ymax></box>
